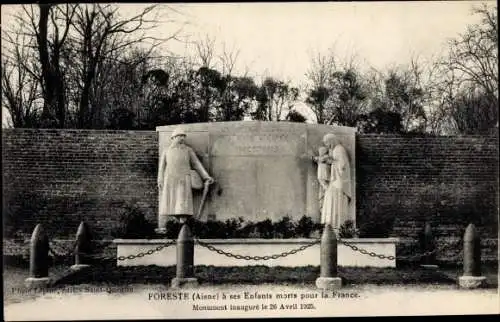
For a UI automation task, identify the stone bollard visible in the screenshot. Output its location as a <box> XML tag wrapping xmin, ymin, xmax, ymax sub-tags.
<box><xmin>315</xmin><ymin>224</ymin><xmax>342</xmax><ymax>289</ymax></box>
<box><xmin>420</xmin><ymin>222</ymin><xmax>438</xmax><ymax>269</ymax></box>
<box><xmin>71</xmin><ymin>221</ymin><xmax>92</xmax><ymax>271</ymax></box>
<box><xmin>25</xmin><ymin>224</ymin><xmax>51</xmax><ymax>288</ymax></box>
<box><xmin>458</xmin><ymin>223</ymin><xmax>486</xmax><ymax>289</ymax></box>
<box><xmin>171</xmin><ymin>221</ymin><xmax>198</xmax><ymax>288</ymax></box>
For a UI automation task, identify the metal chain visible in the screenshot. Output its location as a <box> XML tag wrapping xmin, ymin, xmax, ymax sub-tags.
<box><xmin>116</xmin><ymin>239</ymin><xmax>177</xmax><ymax>261</ymax></box>
<box><xmin>195</xmin><ymin>239</ymin><xmax>320</xmax><ymax>261</ymax></box>
<box><xmin>44</xmin><ymin>230</ymin><xmax>462</xmax><ymax>264</ymax></box>
<box><xmin>46</xmin><ymin>238</ymin><xmax>176</xmax><ymax>262</ymax></box>
<box><xmin>338</xmin><ymin>236</ymin><xmax>463</xmax><ymax>261</ymax></box>
<box><xmin>338</xmin><ymin>239</ymin><xmax>397</xmax><ymax>260</ymax></box>
<box><xmin>195</xmin><ymin>236</ymin><xmax>461</xmax><ymax>262</ymax></box>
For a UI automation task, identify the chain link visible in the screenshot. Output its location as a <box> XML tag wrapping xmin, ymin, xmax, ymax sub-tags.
<box><xmin>82</xmin><ymin>240</ymin><xmax>176</xmax><ymax>262</ymax></box>
<box><xmin>338</xmin><ymin>236</ymin><xmax>464</xmax><ymax>261</ymax></box>
<box><xmin>115</xmin><ymin>239</ymin><xmax>177</xmax><ymax>261</ymax></box>
<box><xmin>195</xmin><ymin>236</ymin><xmax>463</xmax><ymax>263</ymax></box>
<box><xmin>338</xmin><ymin>239</ymin><xmax>396</xmax><ymax>260</ymax></box>
<box><xmin>47</xmin><ymin>239</ymin><xmax>177</xmax><ymax>262</ymax></box>
<box><xmin>195</xmin><ymin>239</ymin><xmax>320</xmax><ymax>261</ymax></box>
<box><xmin>44</xmin><ymin>228</ymin><xmax>463</xmax><ymax>264</ymax></box>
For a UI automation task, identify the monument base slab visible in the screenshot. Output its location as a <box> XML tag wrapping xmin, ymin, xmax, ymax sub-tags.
<box><xmin>315</xmin><ymin>277</ymin><xmax>342</xmax><ymax>290</ymax></box>
<box><xmin>25</xmin><ymin>277</ymin><xmax>51</xmax><ymax>288</ymax></box>
<box><xmin>155</xmin><ymin>228</ymin><xmax>167</xmax><ymax>235</ymax></box>
<box><xmin>458</xmin><ymin>276</ymin><xmax>486</xmax><ymax>289</ymax></box>
<box><xmin>171</xmin><ymin>277</ymin><xmax>199</xmax><ymax>289</ymax></box>
<box><xmin>420</xmin><ymin>264</ymin><xmax>439</xmax><ymax>270</ymax></box>
<box><xmin>115</xmin><ymin>238</ymin><xmax>399</xmax><ymax>268</ymax></box>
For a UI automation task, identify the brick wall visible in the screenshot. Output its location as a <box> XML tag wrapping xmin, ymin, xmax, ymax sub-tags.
<box><xmin>356</xmin><ymin>135</ymin><xmax>498</xmax><ymax>263</ymax></box>
<box><xmin>2</xmin><ymin>130</ymin><xmax>498</xmax><ymax>264</ymax></box>
<box><xmin>2</xmin><ymin>129</ymin><xmax>158</xmax><ymax>241</ymax></box>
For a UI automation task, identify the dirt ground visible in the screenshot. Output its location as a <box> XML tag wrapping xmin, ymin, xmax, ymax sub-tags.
<box><xmin>4</xmin><ymin>261</ymin><xmax>499</xmax><ymax>320</ymax></box>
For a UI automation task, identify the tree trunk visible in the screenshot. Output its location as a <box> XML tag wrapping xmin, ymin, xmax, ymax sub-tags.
<box><xmin>78</xmin><ymin>72</ymin><xmax>95</xmax><ymax>128</ymax></box>
<box><xmin>37</xmin><ymin>4</ymin><xmax>54</xmax><ymax>124</ymax></box>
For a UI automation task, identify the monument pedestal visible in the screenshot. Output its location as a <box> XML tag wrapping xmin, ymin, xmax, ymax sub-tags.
<box><xmin>315</xmin><ymin>277</ymin><xmax>342</xmax><ymax>289</ymax></box>
<box><xmin>155</xmin><ymin>228</ymin><xmax>167</xmax><ymax>235</ymax></box>
<box><xmin>25</xmin><ymin>277</ymin><xmax>51</xmax><ymax>288</ymax></box>
<box><xmin>420</xmin><ymin>264</ymin><xmax>439</xmax><ymax>270</ymax></box>
<box><xmin>458</xmin><ymin>276</ymin><xmax>486</xmax><ymax>289</ymax></box>
<box><xmin>171</xmin><ymin>277</ymin><xmax>199</xmax><ymax>289</ymax></box>
<box><xmin>70</xmin><ymin>264</ymin><xmax>90</xmax><ymax>271</ymax></box>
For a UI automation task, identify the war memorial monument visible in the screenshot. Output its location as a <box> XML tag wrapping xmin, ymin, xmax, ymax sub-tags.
<box><xmin>114</xmin><ymin>121</ymin><xmax>399</xmax><ymax>275</ymax></box>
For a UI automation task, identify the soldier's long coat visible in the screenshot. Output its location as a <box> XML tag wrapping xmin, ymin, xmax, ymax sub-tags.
<box><xmin>158</xmin><ymin>143</ymin><xmax>209</xmax><ymax>217</ymax></box>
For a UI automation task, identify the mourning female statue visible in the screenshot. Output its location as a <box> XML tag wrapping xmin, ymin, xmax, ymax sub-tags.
<box><xmin>157</xmin><ymin>127</ymin><xmax>214</xmax><ymax>232</ymax></box>
<box><xmin>316</xmin><ymin>133</ymin><xmax>353</xmax><ymax>229</ymax></box>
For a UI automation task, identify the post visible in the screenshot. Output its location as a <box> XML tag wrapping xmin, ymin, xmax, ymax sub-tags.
<box><xmin>171</xmin><ymin>220</ymin><xmax>198</xmax><ymax>288</ymax></box>
<box><xmin>458</xmin><ymin>223</ymin><xmax>486</xmax><ymax>289</ymax></box>
<box><xmin>315</xmin><ymin>224</ymin><xmax>342</xmax><ymax>289</ymax></box>
<box><xmin>25</xmin><ymin>224</ymin><xmax>51</xmax><ymax>288</ymax></box>
<box><xmin>71</xmin><ymin>221</ymin><xmax>92</xmax><ymax>270</ymax></box>
<box><xmin>420</xmin><ymin>222</ymin><xmax>438</xmax><ymax>269</ymax></box>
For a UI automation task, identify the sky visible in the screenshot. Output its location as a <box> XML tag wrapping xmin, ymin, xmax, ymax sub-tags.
<box><xmin>1</xmin><ymin>1</ymin><xmax>496</xmax><ymax>125</ymax></box>
<box><xmin>161</xmin><ymin>1</ymin><xmax>491</xmax><ymax>84</ymax></box>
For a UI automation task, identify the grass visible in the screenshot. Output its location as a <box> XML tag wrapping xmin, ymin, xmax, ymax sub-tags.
<box><xmin>4</xmin><ymin>254</ymin><xmax>497</xmax><ymax>305</ymax></box>
<box><xmin>2</xmin><ymin>256</ymin><xmax>465</xmax><ymax>286</ymax></box>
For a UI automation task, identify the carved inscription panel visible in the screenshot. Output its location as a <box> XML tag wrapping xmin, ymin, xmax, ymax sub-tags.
<box><xmin>211</xmin><ymin>132</ymin><xmax>305</xmax><ymax>156</ymax></box>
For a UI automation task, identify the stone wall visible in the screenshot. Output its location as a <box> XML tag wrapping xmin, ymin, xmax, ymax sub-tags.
<box><xmin>2</xmin><ymin>129</ymin><xmax>158</xmax><ymax>240</ymax></box>
<box><xmin>356</xmin><ymin>134</ymin><xmax>498</xmax><ymax>263</ymax></box>
<box><xmin>2</xmin><ymin>129</ymin><xmax>498</xmax><ymax>264</ymax></box>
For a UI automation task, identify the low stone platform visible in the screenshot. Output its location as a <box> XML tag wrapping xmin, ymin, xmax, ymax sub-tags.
<box><xmin>114</xmin><ymin>238</ymin><xmax>399</xmax><ymax>268</ymax></box>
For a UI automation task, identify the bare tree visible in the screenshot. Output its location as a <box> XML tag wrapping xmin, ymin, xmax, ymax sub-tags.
<box><xmin>450</xmin><ymin>87</ymin><xmax>498</xmax><ymax>134</ymax></box>
<box><xmin>194</xmin><ymin>33</ymin><xmax>216</xmax><ymax>68</ymax></box>
<box><xmin>12</xmin><ymin>4</ymin><xmax>77</xmax><ymax>127</ymax></box>
<box><xmin>380</xmin><ymin>56</ymin><xmax>433</xmax><ymax>132</ymax></box>
<box><xmin>254</xmin><ymin>77</ymin><xmax>299</xmax><ymax>121</ymax></box>
<box><xmin>305</xmin><ymin>49</ymin><xmax>337</xmax><ymax>124</ymax></box>
<box><xmin>305</xmin><ymin>47</ymin><xmax>369</xmax><ymax>126</ymax></box>
<box><xmin>430</xmin><ymin>4</ymin><xmax>498</xmax><ymax>134</ymax></box>
<box><xmin>68</xmin><ymin>4</ymin><xmax>180</xmax><ymax>128</ymax></box>
<box><xmin>446</xmin><ymin>4</ymin><xmax>497</xmax><ymax>105</ymax></box>
<box><xmin>3</xmin><ymin>4</ymin><xmax>185</xmax><ymax>129</ymax></box>
<box><xmin>219</xmin><ymin>40</ymin><xmax>240</xmax><ymax>76</ymax></box>
<box><xmin>1</xmin><ymin>21</ymin><xmax>42</xmax><ymax>127</ymax></box>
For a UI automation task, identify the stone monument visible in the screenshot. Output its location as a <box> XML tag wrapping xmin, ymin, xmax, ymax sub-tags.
<box><xmin>156</xmin><ymin>127</ymin><xmax>214</xmax><ymax>234</ymax></box>
<box><xmin>313</xmin><ymin>133</ymin><xmax>354</xmax><ymax>231</ymax></box>
<box><xmin>115</xmin><ymin>122</ymin><xmax>400</xmax><ymax>270</ymax></box>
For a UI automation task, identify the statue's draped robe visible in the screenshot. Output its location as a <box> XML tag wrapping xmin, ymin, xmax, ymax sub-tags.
<box><xmin>158</xmin><ymin>144</ymin><xmax>209</xmax><ymax>226</ymax></box>
<box><xmin>321</xmin><ymin>144</ymin><xmax>352</xmax><ymax>229</ymax></box>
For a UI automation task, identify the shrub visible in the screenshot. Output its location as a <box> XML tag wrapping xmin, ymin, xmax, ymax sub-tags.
<box><xmin>112</xmin><ymin>202</ymin><xmax>156</xmax><ymax>238</ymax></box>
<box><xmin>165</xmin><ymin>219</ymin><xmax>182</xmax><ymax>239</ymax></box>
<box><xmin>254</xmin><ymin>219</ymin><xmax>275</xmax><ymax>239</ymax></box>
<box><xmin>357</xmin><ymin>214</ymin><xmax>396</xmax><ymax>238</ymax></box>
<box><xmin>201</xmin><ymin>219</ymin><xmax>226</xmax><ymax>238</ymax></box>
<box><xmin>338</xmin><ymin>220</ymin><xmax>359</xmax><ymax>238</ymax></box>
<box><xmin>239</xmin><ymin>221</ymin><xmax>257</xmax><ymax>238</ymax></box>
<box><xmin>295</xmin><ymin>215</ymin><xmax>315</xmax><ymax>238</ymax></box>
<box><xmin>273</xmin><ymin>216</ymin><xmax>296</xmax><ymax>238</ymax></box>
<box><xmin>224</xmin><ymin>217</ymin><xmax>245</xmax><ymax>238</ymax></box>
<box><xmin>123</xmin><ymin>215</ymin><xmax>324</xmax><ymax>239</ymax></box>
